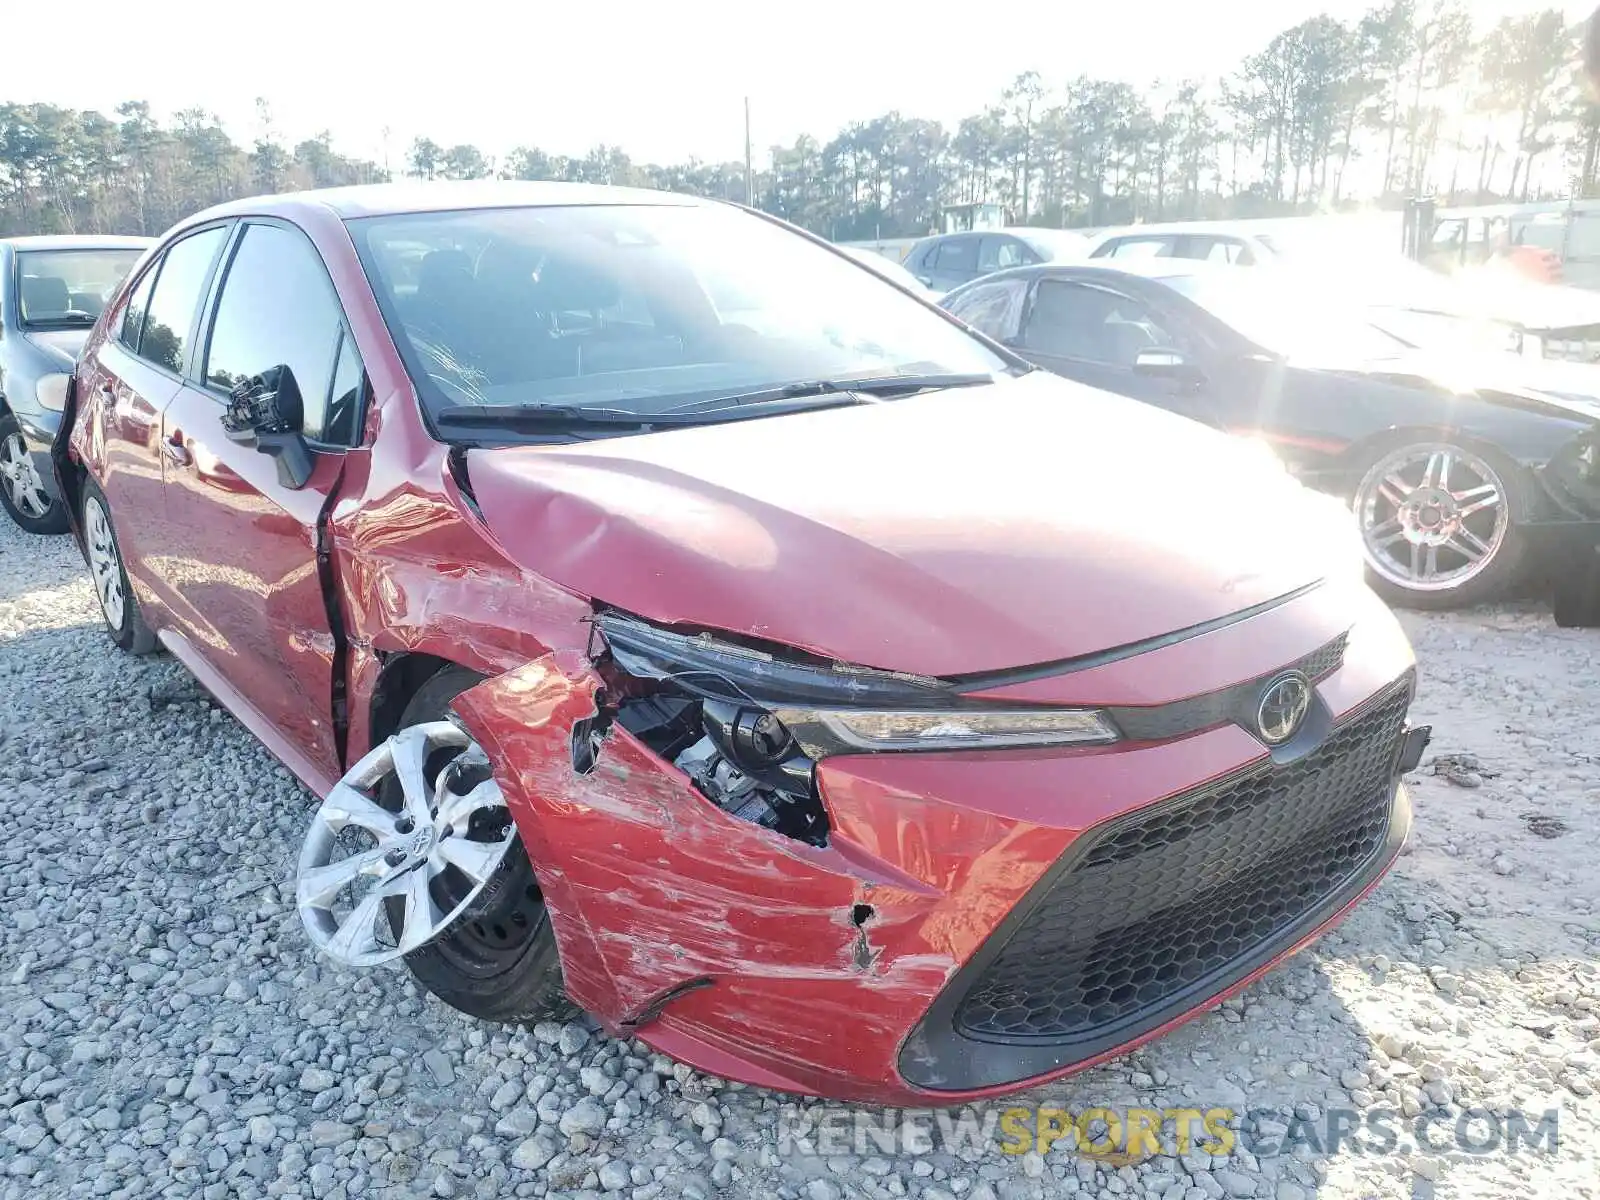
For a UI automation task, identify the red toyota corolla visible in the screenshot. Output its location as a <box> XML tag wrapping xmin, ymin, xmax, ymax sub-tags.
<box><xmin>55</xmin><ymin>182</ymin><xmax>1428</xmax><ymax>1105</ymax></box>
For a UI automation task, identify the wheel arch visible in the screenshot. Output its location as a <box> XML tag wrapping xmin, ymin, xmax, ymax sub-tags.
<box><xmin>366</xmin><ymin>651</ymin><xmax>485</xmax><ymax>752</ymax></box>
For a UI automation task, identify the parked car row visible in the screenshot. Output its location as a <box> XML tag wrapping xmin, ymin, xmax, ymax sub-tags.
<box><xmin>25</xmin><ymin>181</ymin><xmax>1439</xmax><ymax>1105</ymax></box>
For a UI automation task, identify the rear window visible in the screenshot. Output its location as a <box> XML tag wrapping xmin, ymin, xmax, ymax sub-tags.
<box><xmin>137</xmin><ymin>228</ymin><xmax>228</xmax><ymax>373</ymax></box>
<box><xmin>16</xmin><ymin>249</ymin><xmax>144</xmax><ymax>327</ymax></box>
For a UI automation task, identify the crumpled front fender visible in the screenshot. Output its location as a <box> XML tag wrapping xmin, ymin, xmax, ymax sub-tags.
<box><xmin>445</xmin><ymin>650</ymin><xmax>1062</xmax><ymax>1100</ymax></box>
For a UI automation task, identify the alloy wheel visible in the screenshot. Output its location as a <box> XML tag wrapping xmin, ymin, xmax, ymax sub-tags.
<box><xmin>83</xmin><ymin>496</ymin><xmax>127</xmax><ymax>630</ymax></box>
<box><xmin>1353</xmin><ymin>443</ymin><xmax>1510</xmax><ymax>593</ymax></box>
<box><xmin>1</xmin><ymin>432</ymin><xmax>52</xmax><ymax>520</ymax></box>
<box><xmin>298</xmin><ymin>721</ymin><xmax>517</xmax><ymax>967</ymax></box>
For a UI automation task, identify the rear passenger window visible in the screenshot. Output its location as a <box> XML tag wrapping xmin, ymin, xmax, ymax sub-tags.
<box><xmin>1108</xmin><ymin>238</ymin><xmax>1172</xmax><ymax>260</ymax></box>
<box><xmin>138</xmin><ymin>227</ymin><xmax>227</xmax><ymax>373</ymax></box>
<box><xmin>205</xmin><ymin>223</ymin><xmax>356</xmax><ymax>446</ymax></box>
<box><xmin>118</xmin><ymin>267</ymin><xmax>158</xmax><ymax>353</ymax></box>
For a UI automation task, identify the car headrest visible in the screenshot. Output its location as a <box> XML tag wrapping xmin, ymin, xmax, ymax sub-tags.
<box><xmin>21</xmin><ymin>275</ymin><xmax>71</xmax><ymax>315</ymax></box>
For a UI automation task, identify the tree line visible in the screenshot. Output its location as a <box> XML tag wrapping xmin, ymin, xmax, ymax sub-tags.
<box><xmin>3</xmin><ymin>1</ymin><xmax>1596</xmax><ymax>243</ymax></box>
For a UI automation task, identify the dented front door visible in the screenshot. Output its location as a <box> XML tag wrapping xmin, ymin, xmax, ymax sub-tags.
<box><xmin>160</xmin><ymin>379</ymin><xmax>347</xmax><ymax>783</ymax></box>
<box><xmin>154</xmin><ymin>220</ymin><xmax>362</xmax><ymax>787</ymax></box>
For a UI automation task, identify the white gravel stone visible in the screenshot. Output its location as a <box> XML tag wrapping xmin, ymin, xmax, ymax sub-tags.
<box><xmin>3</xmin><ymin>516</ymin><xmax>1598</xmax><ymax>1200</ymax></box>
<box><xmin>511</xmin><ymin>1132</ymin><xmax>558</xmax><ymax>1170</ymax></box>
<box><xmin>558</xmin><ymin>1097</ymin><xmax>607</xmax><ymax>1137</ymax></box>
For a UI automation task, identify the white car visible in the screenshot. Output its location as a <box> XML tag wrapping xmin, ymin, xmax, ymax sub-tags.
<box><xmin>838</xmin><ymin>246</ymin><xmax>939</xmax><ymax>296</ymax></box>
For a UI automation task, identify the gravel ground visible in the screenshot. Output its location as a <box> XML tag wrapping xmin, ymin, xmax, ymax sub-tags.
<box><xmin>1</xmin><ymin>514</ymin><xmax>1597</xmax><ymax>1200</ymax></box>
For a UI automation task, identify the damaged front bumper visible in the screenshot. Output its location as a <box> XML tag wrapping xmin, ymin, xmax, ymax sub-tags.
<box><xmin>447</xmin><ymin>585</ymin><xmax>1423</xmax><ymax>1105</ymax></box>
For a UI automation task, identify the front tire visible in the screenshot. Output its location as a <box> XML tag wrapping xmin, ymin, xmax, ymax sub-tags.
<box><xmin>1351</xmin><ymin>439</ymin><xmax>1529</xmax><ymax>609</ymax></box>
<box><xmin>0</xmin><ymin>413</ymin><xmax>69</xmax><ymax>534</ymax></box>
<box><xmin>384</xmin><ymin>666</ymin><xmax>575</xmax><ymax>1025</ymax></box>
<box><xmin>80</xmin><ymin>477</ymin><xmax>157</xmax><ymax>654</ymax></box>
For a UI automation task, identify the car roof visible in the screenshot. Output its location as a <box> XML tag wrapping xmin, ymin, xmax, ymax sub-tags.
<box><xmin>959</xmin><ymin>259</ymin><xmax>1221</xmax><ymax>287</ymax></box>
<box><xmin>1089</xmin><ymin>220</ymin><xmax>1279</xmax><ymax>239</ymax></box>
<box><xmin>1072</xmin><ymin>258</ymin><xmax>1219</xmax><ymax>282</ymax></box>
<box><xmin>185</xmin><ymin>181</ymin><xmax>709</xmax><ymax>225</ymax></box>
<box><xmin>1</xmin><ymin>234</ymin><xmax>156</xmax><ymax>251</ymax></box>
<box><xmin>941</xmin><ymin>259</ymin><xmax>1243</xmax><ymax>306</ymax></box>
<box><xmin>919</xmin><ymin>225</ymin><xmax>1084</xmax><ymax>241</ymax></box>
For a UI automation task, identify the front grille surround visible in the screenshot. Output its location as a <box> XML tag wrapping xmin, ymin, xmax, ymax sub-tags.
<box><xmin>897</xmin><ymin>673</ymin><xmax>1415</xmax><ymax>1092</ymax></box>
<box><xmin>1105</xmin><ymin>630</ymin><xmax>1348</xmax><ymax>744</ymax></box>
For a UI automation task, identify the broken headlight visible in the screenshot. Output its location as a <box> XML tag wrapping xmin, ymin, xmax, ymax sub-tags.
<box><xmin>596</xmin><ymin>610</ymin><xmax>1120</xmax><ymax>758</ymax></box>
<box><xmin>598</xmin><ymin>611</ymin><xmax>1121</xmax><ymax>847</ymax></box>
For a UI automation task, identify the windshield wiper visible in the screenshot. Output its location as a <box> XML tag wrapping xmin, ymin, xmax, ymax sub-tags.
<box><xmin>23</xmin><ymin>316</ymin><xmax>95</xmax><ymax>330</ymax></box>
<box><xmin>434</xmin><ymin>392</ymin><xmax>873</xmax><ymax>434</ymax></box>
<box><xmin>665</xmin><ymin>372</ymin><xmax>997</xmax><ymax>415</ymax></box>
<box><xmin>435</xmin><ymin>404</ymin><xmax>692</xmax><ymax>429</ymax></box>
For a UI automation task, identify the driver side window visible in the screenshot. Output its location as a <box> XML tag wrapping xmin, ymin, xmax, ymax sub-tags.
<box><xmin>944</xmin><ymin>278</ymin><xmax>1029</xmax><ymax>342</ymax></box>
<box><xmin>1020</xmin><ymin>280</ymin><xmax>1185</xmax><ymax>367</ymax></box>
<box><xmin>205</xmin><ymin>223</ymin><xmax>362</xmax><ymax>447</ymax></box>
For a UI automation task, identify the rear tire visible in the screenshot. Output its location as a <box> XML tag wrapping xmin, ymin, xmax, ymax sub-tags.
<box><xmin>0</xmin><ymin>413</ymin><xmax>69</xmax><ymax>535</ymax></box>
<box><xmin>1351</xmin><ymin>439</ymin><xmax>1529</xmax><ymax>610</ymax></box>
<box><xmin>80</xmin><ymin>477</ymin><xmax>157</xmax><ymax>654</ymax></box>
<box><xmin>384</xmin><ymin>666</ymin><xmax>576</xmax><ymax>1025</ymax></box>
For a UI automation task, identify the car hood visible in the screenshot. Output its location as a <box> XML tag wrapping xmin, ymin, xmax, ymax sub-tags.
<box><xmin>22</xmin><ymin>329</ymin><xmax>88</xmax><ymax>368</ymax></box>
<box><xmin>465</xmin><ymin>372</ymin><xmax>1354</xmax><ymax>676</ymax></box>
<box><xmin>1330</xmin><ymin>351</ymin><xmax>1600</xmax><ymax>425</ymax></box>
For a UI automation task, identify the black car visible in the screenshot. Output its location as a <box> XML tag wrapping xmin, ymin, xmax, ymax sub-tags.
<box><xmin>1</xmin><ymin>235</ymin><xmax>152</xmax><ymax>533</ymax></box>
<box><xmin>901</xmin><ymin>227</ymin><xmax>1089</xmax><ymax>293</ymax></box>
<box><xmin>940</xmin><ymin>259</ymin><xmax>1600</xmax><ymax>619</ymax></box>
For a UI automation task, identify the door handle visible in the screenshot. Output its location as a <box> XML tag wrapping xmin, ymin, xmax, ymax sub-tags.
<box><xmin>162</xmin><ymin>433</ymin><xmax>192</xmax><ymax>467</ymax></box>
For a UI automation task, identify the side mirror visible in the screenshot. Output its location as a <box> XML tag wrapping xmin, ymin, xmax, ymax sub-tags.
<box><xmin>1133</xmin><ymin>348</ymin><xmax>1197</xmax><ymax>379</ymax></box>
<box><xmin>221</xmin><ymin>365</ymin><xmax>315</xmax><ymax>489</ymax></box>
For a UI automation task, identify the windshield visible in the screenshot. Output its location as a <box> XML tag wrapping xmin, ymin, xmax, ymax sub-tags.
<box><xmin>1367</xmin><ymin>307</ymin><xmax>1524</xmax><ymax>357</ymax></box>
<box><xmin>349</xmin><ymin>203</ymin><xmax>1006</xmax><ymax>428</ymax></box>
<box><xmin>1159</xmin><ymin>271</ymin><xmax>1409</xmax><ymax>363</ymax></box>
<box><xmin>842</xmin><ymin>248</ymin><xmax>927</xmax><ymax>291</ymax></box>
<box><xmin>16</xmin><ymin>248</ymin><xmax>144</xmax><ymax>327</ymax></box>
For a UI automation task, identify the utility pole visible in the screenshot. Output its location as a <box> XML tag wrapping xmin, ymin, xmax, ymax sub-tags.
<box><xmin>744</xmin><ymin>97</ymin><xmax>754</xmax><ymax>206</ymax></box>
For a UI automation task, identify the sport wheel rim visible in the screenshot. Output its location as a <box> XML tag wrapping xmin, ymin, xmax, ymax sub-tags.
<box><xmin>298</xmin><ymin>721</ymin><xmax>517</xmax><ymax>967</ymax></box>
<box><xmin>1354</xmin><ymin>443</ymin><xmax>1510</xmax><ymax>593</ymax></box>
<box><xmin>83</xmin><ymin>496</ymin><xmax>127</xmax><ymax>630</ymax></box>
<box><xmin>2</xmin><ymin>432</ymin><xmax>51</xmax><ymax>520</ymax></box>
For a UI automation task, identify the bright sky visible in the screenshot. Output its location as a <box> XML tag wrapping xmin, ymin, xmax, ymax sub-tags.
<box><xmin>4</xmin><ymin>0</ymin><xmax>1587</xmax><ymax>170</ymax></box>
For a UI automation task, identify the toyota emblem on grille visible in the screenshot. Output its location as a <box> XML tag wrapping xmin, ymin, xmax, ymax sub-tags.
<box><xmin>1256</xmin><ymin>671</ymin><xmax>1313</xmax><ymax>745</ymax></box>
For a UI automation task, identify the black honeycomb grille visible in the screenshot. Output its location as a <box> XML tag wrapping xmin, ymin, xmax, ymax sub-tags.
<box><xmin>1299</xmin><ymin>631</ymin><xmax>1349</xmax><ymax>681</ymax></box>
<box><xmin>954</xmin><ymin>682</ymin><xmax>1412</xmax><ymax>1044</ymax></box>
